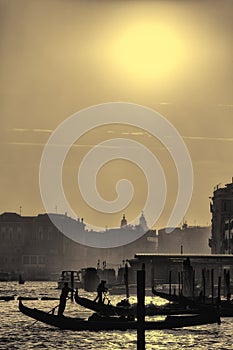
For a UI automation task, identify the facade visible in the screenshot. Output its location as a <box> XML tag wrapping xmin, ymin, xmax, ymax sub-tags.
<box><xmin>209</xmin><ymin>180</ymin><xmax>233</xmax><ymax>254</ymax></box>
<box><xmin>0</xmin><ymin>212</ymin><xmax>157</xmax><ymax>280</ymax></box>
<box><xmin>158</xmin><ymin>224</ymin><xmax>211</xmax><ymax>254</ymax></box>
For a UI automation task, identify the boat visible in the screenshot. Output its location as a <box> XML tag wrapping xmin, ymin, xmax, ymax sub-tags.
<box><xmin>152</xmin><ymin>287</ymin><xmax>233</xmax><ymax>317</ymax></box>
<box><xmin>19</xmin><ymin>300</ymin><xmax>220</xmax><ymax>331</ymax></box>
<box><xmin>75</xmin><ymin>291</ymin><xmax>220</xmax><ymax>317</ymax></box>
<box><xmin>74</xmin><ymin>292</ymin><xmax>134</xmax><ymax>316</ymax></box>
<box><xmin>0</xmin><ymin>295</ymin><xmax>15</xmax><ymax>301</ymax></box>
<box><xmin>17</xmin><ymin>296</ymin><xmax>39</xmax><ymax>300</ymax></box>
<box><xmin>57</xmin><ymin>270</ymin><xmax>82</xmax><ymax>289</ymax></box>
<box><xmin>152</xmin><ymin>287</ymin><xmax>196</xmax><ymax>306</ymax></box>
<box><xmin>18</xmin><ymin>274</ymin><xmax>25</xmax><ymax>285</ymax></box>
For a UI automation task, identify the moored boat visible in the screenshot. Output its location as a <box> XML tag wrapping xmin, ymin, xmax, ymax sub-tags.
<box><xmin>152</xmin><ymin>287</ymin><xmax>233</xmax><ymax>317</ymax></box>
<box><xmin>57</xmin><ymin>270</ymin><xmax>82</xmax><ymax>289</ymax></box>
<box><xmin>75</xmin><ymin>292</ymin><xmax>220</xmax><ymax>317</ymax></box>
<box><xmin>19</xmin><ymin>300</ymin><xmax>220</xmax><ymax>331</ymax></box>
<box><xmin>152</xmin><ymin>287</ymin><xmax>196</xmax><ymax>306</ymax></box>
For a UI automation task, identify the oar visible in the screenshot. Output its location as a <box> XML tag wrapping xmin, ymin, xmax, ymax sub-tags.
<box><xmin>27</xmin><ymin>295</ymin><xmax>73</xmax><ymax>328</ymax></box>
<box><xmin>27</xmin><ymin>303</ymin><xmax>60</xmax><ymax>328</ymax></box>
<box><xmin>103</xmin><ymin>292</ymin><xmax>112</xmax><ymax>305</ymax></box>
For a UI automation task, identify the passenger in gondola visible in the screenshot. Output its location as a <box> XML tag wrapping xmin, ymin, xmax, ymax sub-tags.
<box><xmin>58</xmin><ymin>282</ymin><xmax>73</xmax><ymax>316</ymax></box>
<box><xmin>93</xmin><ymin>280</ymin><xmax>108</xmax><ymax>303</ymax></box>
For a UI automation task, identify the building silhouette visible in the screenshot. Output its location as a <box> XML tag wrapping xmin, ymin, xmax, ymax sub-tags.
<box><xmin>0</xmin><ymin>212</ymin><xmax>156</xmax><ymax>280</ymax></box>
<box><xmin>209</xmin><ymin>179</ymin><xmax>233</xmax><ymax>254</ymax></box>
<box><xmin>158</xmin><ymin>224</ymin><xmax>211</xmax><ymax>254</ymax></box>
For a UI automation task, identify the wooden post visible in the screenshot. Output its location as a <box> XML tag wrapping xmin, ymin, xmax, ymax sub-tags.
<box><xmin>202</xmin><ymin>269</ymin><xmax>206</xmax><ymax>304</ymax></box>
<box><xmin>169</xmin><ymin>271</ymin><xmax>172</xmax><ymax>297</ymax></box>
<box><xmin>71</xmin><ymin>271</ymin><xmax>74</xmax><ymax>302</ymax></box>
<box><xmin>226</xmin><ymin>270</ymin><xmax>231</xmax><ymax>301</ymax></box>
<box><xmin>137</xmin><ymin>270</ymin><xmax>145</xmax><ymax>350</ymax></box>
<box><xmin>192</xmin><ymin>270</ymin><xmax>195</xmax><ymax>299</ymax></box>
<box><xmin>124</xmin><ymin>263</ymin><xmax>129</xmax><ymax>300</ymax></box>
<box><xmin>217</xmin><ymin>276</ymin><xmax>221</xmax><ymax>305</ymax></box>
<box><xmin>211</xmin><ymin>269</ymin><xmax>214</xmax><ymax>304</ymax></box>
<box><xmin>180</xmin><ymin>271</ymin><xmax>183</xmax><ymax>296</ymax></box>
<box><xmin>178</xmin><ymin>272</ymin><xmax>181</xmax><ymax>296</ymax></box>
<box><xmin>151</xmin><ymin>267</ymin><xmax>154</xmax><ymax>288</ymax></box>
<box><xmin>223</xmin><ymin>269</ymin><xmax>226</xmax><ymax>297</ymax></box>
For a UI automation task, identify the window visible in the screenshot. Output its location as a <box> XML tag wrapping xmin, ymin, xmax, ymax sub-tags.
<box><xmin>22</xmin><ymin>256</ymin><xmax>29</xmax><ymax>264</ymax></box>
<box><xmin>30</xmin><ymin>256</ymin><xmax>37</xmax><ymax>264</ymax></box>
<box><xmin>38</xmin><ymin>256</ymin><xmax>45</xmax><ymax>264</ymax></box>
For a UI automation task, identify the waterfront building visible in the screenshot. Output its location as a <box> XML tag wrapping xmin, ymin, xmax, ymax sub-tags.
<box><xmin>209</xmin><ymin>180</ymin><xmax>233</xmax><ymax>254</ymax></box>
<box><xmin>130</xmin><ymin>253</ymin><xmax>233</xmax><ymax>295</ymax></box>
<box><xmin>158</xmin><ymin>224</ymin><xmax>211</xmax><ymax>254</ymax></box>
<box><xmin>0</xmin><ymin>212</ymin><xmax>156</xmax><ymax>280</ymax></box>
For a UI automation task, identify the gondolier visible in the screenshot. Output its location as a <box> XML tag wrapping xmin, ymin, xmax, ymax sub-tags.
<box><xmin>94</xmin><ymin>280</ymin><xmax>108</xmax><ymax>304</ymax></box>
<box><xmin>58</xmin><ymin>282</ymin><xmax>73</xmax><ymax>316</ymax></box>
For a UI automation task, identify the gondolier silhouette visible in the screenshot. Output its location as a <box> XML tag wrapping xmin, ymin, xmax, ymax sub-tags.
<box><xmin>58</xmin><ymin>282</ymin><xmax>73</xmax><ymax>316</ymax></box>
<box><xmin>94</xmin><ymin>280</ymin><xmax>108</xmax><ymax>303</ymax></box>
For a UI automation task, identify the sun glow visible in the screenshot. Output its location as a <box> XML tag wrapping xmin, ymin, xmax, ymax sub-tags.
<box><xmin>112</xmin><ymin>22</ymin><xmax>185</xmax><ymax>83</ymax></box>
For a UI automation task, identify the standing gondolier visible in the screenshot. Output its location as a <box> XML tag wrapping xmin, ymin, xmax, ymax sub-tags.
<box><xmin>93</xmin><ymin>280</ymin><xmax>108</xmax><ymax>303</ymax></box>
<box><xmin>58</xmin><ymin>282</ymin><xmax>73</xmax><ymax>316</ymax></box>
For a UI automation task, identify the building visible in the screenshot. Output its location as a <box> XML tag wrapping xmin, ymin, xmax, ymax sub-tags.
<box><xmin>209</xmin><ymin>180</ymin><xmax>233</xmax><ymax>254</ymax></box>
<box><xmin>158</xmin><ymin>224</ymin><xmax>211</xmax><ymax>254</ymax></box>
<box><xmin>0</xmin><ymin>212</ymin><xmax>157</xmax><ymax>280</ymax></box>
<box><xmin>129</xmin><ymin>253</ymin><xmax>233</xmax><ymax>296</ymax></box>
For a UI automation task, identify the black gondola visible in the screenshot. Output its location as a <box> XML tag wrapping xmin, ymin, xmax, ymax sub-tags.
<box><xmin>19</xmin><ymin>300</ymin><xmax>220</xmax><ymax>331</ymax></box>
<box><xmin>74</xmin><ymin>292</ymin><xmax>134</xmax><ymax>316</ymax></box>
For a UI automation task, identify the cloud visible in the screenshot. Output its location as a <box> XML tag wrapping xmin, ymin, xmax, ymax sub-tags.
<box><xmin>217</xmin><ymin>104</ymin><xmax>233</xmax><ymax>108</ymax></box>
<box><xmin>7</xmin><ymin>142</ymin><xmax>135</xmax><ymax>149</ymax></box>
<box><xmin>10</xmin><ymin>128</ymin><xmax>53</xmax><ymax>133</ymax></box>
<box><xmin>183</xmin><ymin>136</ymin><xmax>233</xmax><ymax>142</ymax></box>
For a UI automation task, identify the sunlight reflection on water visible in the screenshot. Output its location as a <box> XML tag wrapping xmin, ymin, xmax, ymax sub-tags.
<box><xmin>0</xmin><ymin>282</ymin><xmax>232</xmax><ymax>350</ymax></box>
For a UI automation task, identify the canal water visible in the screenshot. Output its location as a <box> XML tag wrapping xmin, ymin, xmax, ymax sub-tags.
<box><xmin>0</xmin><ymin>282</ymin><xmax>232</xmax><ymax>349</ymax></box>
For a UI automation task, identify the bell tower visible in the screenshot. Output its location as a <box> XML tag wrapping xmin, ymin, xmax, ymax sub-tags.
<box><xmin>120</xmin><ymin>214</ymin><xmax>127</xmax><ymax>228</ymax></box>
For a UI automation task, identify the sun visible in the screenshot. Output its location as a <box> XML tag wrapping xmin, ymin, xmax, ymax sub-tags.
<box><xmin>112</xmin><ymin>22</ymin><xmax>184</xmax><ymax>83</ymax></box>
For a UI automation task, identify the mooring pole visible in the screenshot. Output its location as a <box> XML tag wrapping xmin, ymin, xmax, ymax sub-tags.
<box><xmin>169</xmin><ymin>271</ymin><xmax>172</xmax><ymax>297</ymax></box>
<box><xmin>124</xmin><ymin>263</ymin><xmax>130</xmax><ymax>300</ymax></box>
<box><xmin>192</xmin><ymin>270</ymin><xmax>195</xmax><ymax>300</ymax></box>
<box><xmin>211</xmin><ymin>269</ymin><xmax>214</xmax><ymax>304</ymax></box>
<box><xmin>178</xmin><ymin>272</ymin><xmax>181</xmax><ymax>296</ymax></box>
<box><xmin>137</xmin><ymin>270</ymin><xmax>146</xmax><ymax>350</ymax></box>
<box><xmin>71</xmin><ymin>271</ymin><xmax>74</xmax><ymax>302</ymax></box>
<box><xmin>217</xmin><ymin>276</ymin><xmax>221</xmax><ymax>305</ymax></box>
<box><xmin>202</xmin><ymin>269</ymin><xmax>206</xmax><ymax>304</ymax></box>
<box><xmin>151</xmin><ymin>266</ymin><xmax>154</xmax><ymax>289</ymax></box>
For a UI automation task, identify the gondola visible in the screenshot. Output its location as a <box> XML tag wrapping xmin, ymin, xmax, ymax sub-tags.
<box><xmin>0</xmin><ymin>295</ymin><xmax>15</xmax><ymax>301</ymax></box>
<box><xmin>152</xmin><ymin>287</ymin><xmax>233</xmax><ymax>317</ymax></box>
<box><xmin>74</xmin><ymin>292</ymin><xmax>135</xmax><ymax>316</ymax></box>
<box><xmin>74</xmin><ymin>292</ymin><xmax>216</xmax><ymax>317</ymax></box>
<box><xmin>152</xmin><ymin>287</ymin><xmax>195</xmax><ymax>306</ymax></box>
<box><xmin>19</xmin><ymin>300</ymin><xmax>220</xmax><ymax>331</ymax></box>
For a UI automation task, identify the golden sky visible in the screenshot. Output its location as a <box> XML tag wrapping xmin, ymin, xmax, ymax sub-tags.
<box><xmin>1</xmin><ymin>0</ymin><xmax>233</xmax><ymax>230</ymax></box>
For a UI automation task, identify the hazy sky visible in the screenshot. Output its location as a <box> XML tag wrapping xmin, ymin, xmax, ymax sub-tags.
<box><xmin>1</xmin><ymin>0</ymin><xmax>233</xmax><ymax>230</ymax></box>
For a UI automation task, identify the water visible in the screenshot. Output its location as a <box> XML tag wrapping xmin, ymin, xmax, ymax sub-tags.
<box><xmin>0</xmin><ymin>282</ymin><xmax>232</xmax><ymax>349</ymax></box>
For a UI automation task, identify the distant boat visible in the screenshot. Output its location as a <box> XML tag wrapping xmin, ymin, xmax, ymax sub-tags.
<box><xmin>0</xmin><ymin>295</ymin><xmax>15</xmax><ymax>301</ymax></box>
<box><xmin>19</xmin><ymin>300</ymin><xmax>220</xmax><ymax>331</ymax></box>
<box><xmin>57</xmin><ymin>270</ymin><xmax>82</xmax><ymax>290</ymax></box>
<box><xmin>18</xmin><ymin>274</ymin><xmax>25</xmax><ymax>285</ymax></box>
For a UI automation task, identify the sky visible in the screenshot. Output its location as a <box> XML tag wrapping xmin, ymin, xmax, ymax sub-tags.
<box><xmin>1</xmin><ymin>0</ymin><xmax>233</xmax><ymax>231</ymax></box>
